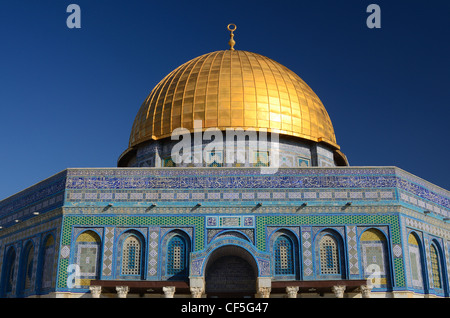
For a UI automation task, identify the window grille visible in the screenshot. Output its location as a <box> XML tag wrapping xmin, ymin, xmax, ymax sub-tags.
<box><xmin>122</xmin><ymin>236</ymin><xmax>141</xmax><ymax>276</ymax></box>
<box><xmin>430</xmin><ymin>244</ymin><xmax>441</xmax><ymax>289</ymax></box>
<box><xmin>320</xmin><ymin>235</ymin><xmax>340</xmax><ymax>275</ymax></box>
<box><xmin>173</xmin><ymin>246</ymin><xmax>181</xmax><ymax>270</ymax></box>
<box><xmin>167</xmin><ymin>236</ymin><xmax>186</xmax><ymax>276</ymax></box>
<box><xmin>275</xmin><ymin>235</ymin><xmax>294</xmax><ymax>275</ymax></box>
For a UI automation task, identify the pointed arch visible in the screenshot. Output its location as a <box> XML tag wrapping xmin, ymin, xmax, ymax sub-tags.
<box><xmin>1</xmin><ymin>246</ymin><xmax>17</xmax><ymax>296</ymax></box>
<box><xmin>315</xmin><ymin>229</ymin><xmax>346</xmax><ymax>279</ymax></box>
<box><xmin>119</xmin><ymin>230</ymin><xmax>145</xmax><ymax>279</ymax></box>
<box><xmin>163</xmin><ymin>230</ymin><xmax>191</xmax><ymax>280</ymax></box>
<box><xmin>190</xmin><ymin>237</ymin><xmax>271</xmax><ymax>278</ymax></box>
<box><xmin>269</xmin><ymin>229</ymin><xmax>298</xmax><ymax>279</ymax></box>
<box><xmin>319</xmin><ymin>234</ymin><xmax>340</xmax><ymax>275</ymax></box>
<box><xmin>360</xmin><ymin>228</ymin><xmax>391</xmax><ymax>290</ymax></box>
<box><xmin>212</xmin><ymin>230</ymin><xmax>252</xmax><ymax>243</ymax></box>
<box><xmin>407</xmin><ymin>232</ymin><xmax>426</xmax><ymax>291</ymax></box>
<box><xmin>274</xmin><ymin>234</ymin><xmax>295</xmax><ymax>276</ymax></box>
<box><xmin>204</xmin><ymin>244</ymin><xmax>258</xmax><ymax>297</ymax></box>
<box><xmin>74</xmin><ymin>230</ymin><xmax>102</xmax><ymax>287</ymax></box>
<box><xmin>167</xmin><ymin>235</ymin><xmax>188</xmax><ymax>277</ymax></box>
<box><xmin>429</xmin><ymin>240</ymin><xmax>445</xmax><ymax>292</ymax></box>
<box><xmin>38</xmin><ymin>234</ymin><xmax>55</xmax><ymax>291</ymax></box>
<box><xmin>18</xmin><ymin>241</ymin><xmax>35</xmax><ymax>296</ymax></box>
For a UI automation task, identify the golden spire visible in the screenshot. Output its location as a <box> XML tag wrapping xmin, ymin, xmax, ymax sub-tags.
<box><xmin>227</xmin><ymin>23</ymin><xmax>237</xmax><ymax>50</ymax></box>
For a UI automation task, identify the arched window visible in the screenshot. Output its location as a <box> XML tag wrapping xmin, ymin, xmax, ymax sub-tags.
<box><xmin>408</xmin><ymin>233</ymin><xmax>425</xmax><ymax>290</ymax></box>
<box><xmin>319</xmin><ymin>235</ymin><xmax>340</xmax><ymax>275</ymax></box>
<box><xmin>274</xmin><ymin>235</ymin><xmax>294</xmax><ymax>276</ymax></box>
<box><xmin>40</xmin><ymin>235</ymin><xmax>55</xmax><ymax>290</ymax></box>
<box><xmin>167</xmin><ymin>235</ymin><xmax>188</xmax><ymax>277</ymax></box>
<box><xmin>207</xmin><ymin>150</ymin><xmax>223</xmax><ymax>167</ymax></box>
<box><xmin>254</xmin><ymin>151</ymin><xmax>269</xmax><ymax>167</ymax></box>
<box><xmin>18</xmin><ymin>242</ymin><xmax>34</xmax><ymax>295</ymax></box>
<box><xmin>430</xmin><ymin>243</ymin><xmax>442</xmax><ymax>289</ymax></box>
<box><xmin>75</xmin><ymin>231</ymin><xmax>101</xmax><ymax>288</ymax></box>
<box><xmin>3</xmin><ymin>247</ymin><xmax>16</xmax><ymax>295</ymax></box>
<box><xmin>163</xmin><ymin>157</ymin><xmax>176</xmax><ymax>167</ymax></box>
<box><xmin>360</xmin><ymin>229</ymin><xmax>390</xmax><ymax>289</ymax></box>
<box><xmin>121</xmin><ymin>235</ymin><xmax>142</xmax><ymax>277</ymax></box>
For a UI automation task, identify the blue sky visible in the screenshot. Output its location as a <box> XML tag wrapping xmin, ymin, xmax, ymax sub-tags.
<box><xmin>0</xmin><ymin>0</ymin><xmax>449</xmax><ymax>200</ymax></box>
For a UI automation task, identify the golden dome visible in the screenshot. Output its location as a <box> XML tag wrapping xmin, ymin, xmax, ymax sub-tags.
<box><xmin>128</xmin><ymin>50</ymin><xmax>340</xmax><ymax>150</ymax></box>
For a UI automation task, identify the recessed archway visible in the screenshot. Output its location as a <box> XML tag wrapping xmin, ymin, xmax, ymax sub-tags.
<box><xmin>205</xmin><ymin>245</ymin><xmax>258</xmax><ymax>298</ymax></box>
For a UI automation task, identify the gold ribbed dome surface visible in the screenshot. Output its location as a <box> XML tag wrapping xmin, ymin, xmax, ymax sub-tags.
<box><xmin>129</xmin><ymin>50</ymin><xmax>339</xmax><ymax>149</ymax></box>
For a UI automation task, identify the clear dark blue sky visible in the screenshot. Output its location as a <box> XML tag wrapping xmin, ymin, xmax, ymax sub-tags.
<box><xmin>0</xmin><ymin>0</ymin><xmax>449</xmax><ymax>199</ymax></box>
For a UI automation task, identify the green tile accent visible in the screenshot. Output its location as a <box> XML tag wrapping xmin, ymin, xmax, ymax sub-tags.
<box><xmin>255</xmin><ymin>214</ymin><xmax>404</xmax><ymax>287</ymax></box>
<box><xmin>58</xmin><ymin>215</ymin><xmax>204</xmax><ymax>288</ymax></box>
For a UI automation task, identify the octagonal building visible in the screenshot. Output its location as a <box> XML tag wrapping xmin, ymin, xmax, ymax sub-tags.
<box><xmin>0</xmin><ymin>27</ymin><xmax>449</xmax><ymax>298</ymax></box>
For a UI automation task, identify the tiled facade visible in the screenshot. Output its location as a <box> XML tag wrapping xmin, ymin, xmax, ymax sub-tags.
<box><xmin>0</xmin><ymin>167</ymin><xmax>448</xmax><ymax>297</ymax></box>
